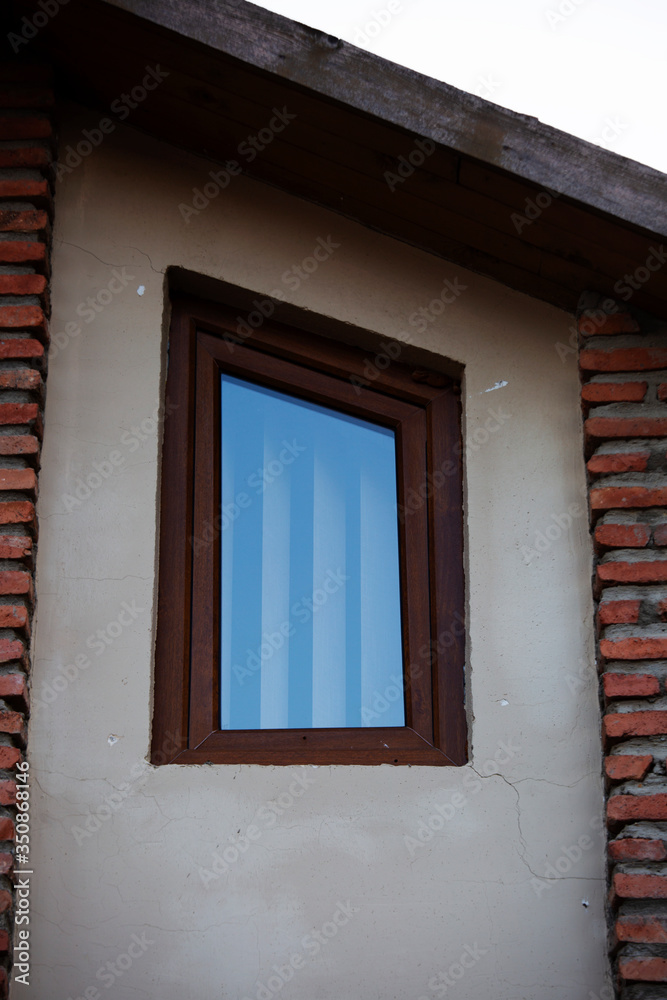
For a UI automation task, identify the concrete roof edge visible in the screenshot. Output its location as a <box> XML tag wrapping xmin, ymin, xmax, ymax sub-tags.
<box><xmin>101</xmin><ymin>0</ymin><xmax>667</xmax><ymax>239</ymax></box>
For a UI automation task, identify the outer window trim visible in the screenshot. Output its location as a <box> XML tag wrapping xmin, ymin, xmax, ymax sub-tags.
<box><xmin>152</xmin><ymin>295</ymin><xmax>466</xmax><ymax>765</ymax></box>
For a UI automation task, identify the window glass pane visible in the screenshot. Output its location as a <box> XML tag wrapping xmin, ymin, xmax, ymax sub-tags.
<box><xmin>219</xmin><ymin>372</ymin><xmax>405</xmax><ymax>730</ymax></box>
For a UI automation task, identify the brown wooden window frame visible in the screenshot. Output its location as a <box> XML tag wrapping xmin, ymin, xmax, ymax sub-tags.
<box><xmin>152</xmin><ymin>295</ymin><xmax>466</xmax><ymax>765</ymax></box>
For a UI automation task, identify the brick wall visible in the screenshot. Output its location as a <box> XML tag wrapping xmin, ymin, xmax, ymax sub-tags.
<box><xmin>581</xmin><ymin>294</ymin><xmax>667</xmax><ymax>996</ymax></box>
<box><xmin>0</xmin><ymin>64</ymin><xmax>53</xmax><ymax>994</ymax></box>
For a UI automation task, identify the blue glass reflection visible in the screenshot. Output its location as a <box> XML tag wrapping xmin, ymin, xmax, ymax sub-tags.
<box><xmin>220</xmin><ymin>372</ymin><xmax>405</xmax><ymax>730</ymax></box>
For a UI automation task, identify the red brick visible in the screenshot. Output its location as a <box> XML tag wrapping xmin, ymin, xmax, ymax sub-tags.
<box><xmin>0</xmin><ymin>241</ymin><xmax>46</xmax><ymax>267</ymax></box>
<box><xmin>0</xmin><ymin>66</ymin><xmax>52</xmax><ymax>84</ymax></box>
<box><xmin>0</xmin><ymin>469</ymin><xmax>36</xmax><ymax>493</ymax></box>
<box><xmin>0</xmin><ymin>147</ymin><xmax>50</xmax><ymax>169</ymax></box>
<box><xmin>0</xmin><ymin>210</ymin><xmax>48</xmax><ymax>234</ymax></box>
<box><xmin>0</xmin><ymin>178</ymin><xmax>49</xmax><ymax>200</ymax></box>
<box><xmin>0</xmin><ymin>749</ymin><xmax>20</xmax><ymax>770</ymax></box>
<box><xmin>0</xmin><ymin>890</ymin><xmax>12</xmax><ymax>916</ymax></box>
<box><xmin>599</xmin><ymin>600</ymin><xmax>641</xmax><ymax>625</ymax></box>
<box><xmin>0</xmin><ymin>368</ymin><xmax>42</xmax><ymax>390</ymax></box>
<box><xmin>595</xmin><ymin>524</ymin><xmax>650</xmax><ymax>548</ymax></box>
<box><xmin>0</xmin><ymin>502</ymin><xmax>35</xmax><ymax>526</ymax></box>
<box><xmin>0</xmin><ymin>818</ymin><xmax>15</xmax><ymax>841</ymax></box>
<box><xmin>0</xmin><ymin>674</ymin><xmax>27</xmax><ymax>701</ymax></box>
<box><xmin>0</xmin><ymin>926</ymin><xmax>9</xmax><ymax>949</ymax></box>
<box><xmin>0</xmin><ymin>116</ymin><xmax>51</xmax><ymax>140</ymax></box>
<box><xmin>604</xmin><ymin>712</ymin><xmax>667</xmax><ymax>737</ymax></box>
<box><xmin>0</xmin><ymin>607</ymin><xmax>28</xmax><ymax>631</ymax></box>
<box><xmin>582</xmin><ymin>382</ymin><xmax>647</xmax><ymax>403</ymax></box>
<box><xmin>581</xmin><ymin>348</ymin><xmax>667</xmax><ymax>372</ymax></box>
<box><xmin>0</xmin><ymin>86</ymin><xmax>53</xmax><ymax>108</ymax></box>
<box><xmin>0</xmin><ymin>571</ymin><xmax>30</xmax><ymax>596</ymax></box>
<box><xmin>659</xmin><ymin>384</ymin><xmax>667</xmax><ymax>402</ymax></box>
<box><xmin>0</xmin><ymin>435</ymin><xmax>39</xmax><ymax>458</ymax></box>
<box><xmin>0</xmin><ymin>711</ymin><xmax>23</xmax><ymax>735</ymax></box>
<box><xmin>615</xmin><ymin>872</ymin><xmax>667</xmax><ymax>898</ymax></box>
<box><xmin>579</xmin><ymin>312</ymin><xmax>639</xmax><ymax>336</ymax></box>
<box><xmin>601</xmin><ymin>636</ymin><xmax>667</xmax><ymax>659</ymax></box>
<box><xmin>0</xmin><ymin>305</ymin><xmax>44</xmax><ymax>333</ymax></box>
<box><xmin>0</xmin><ymin>469</ymin><xmax>35</xmax><ymax>495</ymax></box>
<box><xmin>0</xmin><ymin>639</ymin><xmax>25</xmax><ymax>664</ymax></box>
<box><xmin>618</xmin><ymin>912</ymin><xmax>667</xmax><ymax>941</ymax></box>
<box><xmin>598</xmin><ymin>560</ymin><xmax>667</xmax><ymax>583</ymax></box>
<box><xmin>586</xmin><ymin>416</ymin><xmax>667</xmax><ymax>438</ymax></box>
<box><xmin>603</xmin><ymin>674</ymin><xmax>658</xmax><ymax>698</ymax></box>
<box><xmin>619</xmin><ymin>955</ymin><xmax>667</xmax><ymax>981</ymax></box>
<box><xmin>0</xmin><ymin>781</ymin><xmax>16</xmax><ymax>809</ymax></box>
<box><xmin>0</xmin><ymin>782</ymin><xmax>16</xmax><ymax>807</ymax></box>
<box><xmin>592</xmin><ymin>487</ymin><xmax>667</xmax><ymax>509</ymax></box>
<box><xmin>609</xmin><ymin>837</ymin><xmax>666</xmax><ymax>861</ymax></box>
<box><xmin>655</xmin><ymin>525</ymin><xmax>667</xmax><ymax>546</ymax></box>
<box><xmin>587</xmin><ymin>452</ymin><xmax>649</xmax><ymax>473</ymax></box>
<box><xmin>0</xmin><ymin>537</ymin><xmax>31</xmax><ymax>561</ymax></box>
<box><xmin>0</xmin><ymin>274</ymin><xmax>46</xmax><ymax>297</ymax></box>
<box><xmin>608</xmin><ymin>794</ymin><xmax>667</xmax><ymax>821</ymax></box>
<box><xmin>0</xmin><ymin>339</ymin><xmax>43</xmax><ymax>361</ymax></box>
<box><xmin>605</xmin><ymin>753</ymin><xmax>653</xmax><ymax>779</ymax></box>
<box><xmin>0</xmin><ymin>403</ymin><xmax>38</xmax><ymax>425</ymax></box>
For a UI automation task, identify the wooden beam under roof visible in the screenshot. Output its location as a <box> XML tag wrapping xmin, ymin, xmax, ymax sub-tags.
<box><xmin>13</xmin><ymin>0</ymin><xmax>667</xmax><ymax>318</ymax></box>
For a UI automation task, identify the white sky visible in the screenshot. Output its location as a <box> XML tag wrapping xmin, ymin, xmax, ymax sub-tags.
<box><xmin>253</xmin><ymin>0</ymin><xmax>667</xmax><ymax>174</ymax></box>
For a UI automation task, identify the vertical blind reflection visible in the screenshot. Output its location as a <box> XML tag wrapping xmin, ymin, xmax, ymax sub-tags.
<box><xmin>220</xmin><ymin>372</ymin><xmax>405</xmax><ymax>730</ymax></box>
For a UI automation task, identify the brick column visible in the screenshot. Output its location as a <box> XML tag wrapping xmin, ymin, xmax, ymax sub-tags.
<box><xmin>0</xmin><ymin>64</ymin><xmax>54</xmax><ymax>994</ymax></box>
<box><xmin>581</xmin><ymin>294</ymin><xmax>667</xmax><ymax>995</ymax></box>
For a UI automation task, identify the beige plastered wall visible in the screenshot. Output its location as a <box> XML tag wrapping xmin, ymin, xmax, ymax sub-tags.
<box><xmin>24</xmin><ymin>109</ymin><xmax>608</xmax><ymax>1000</ymax></box>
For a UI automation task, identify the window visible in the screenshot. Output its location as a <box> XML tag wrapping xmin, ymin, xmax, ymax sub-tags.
<box><xmin>152</xmin><ymin>296</ymin><xmax>466</xmax><ymax>765</ymax></box>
